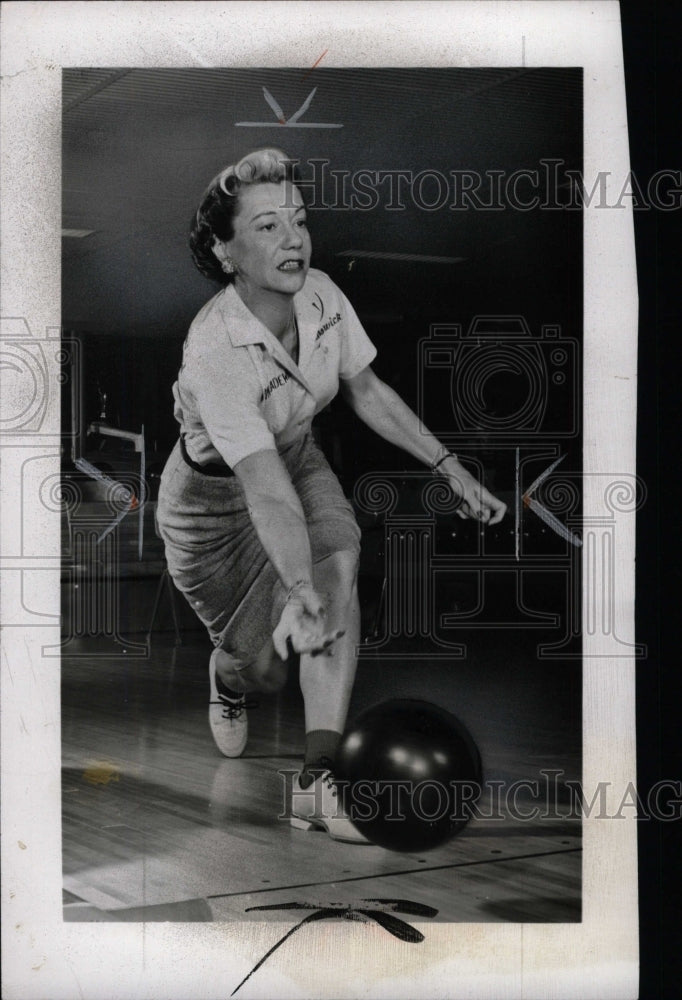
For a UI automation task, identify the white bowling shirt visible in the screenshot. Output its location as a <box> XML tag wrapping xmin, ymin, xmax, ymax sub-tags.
<box><xmin>173</xmin><ymin>268</ymin><xmax>377</xmax><ymax>468</ymax></box>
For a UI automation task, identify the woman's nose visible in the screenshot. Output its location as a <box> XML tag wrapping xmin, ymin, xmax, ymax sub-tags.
<box><xmin>282</xmin><ymin>222</ymin><xmax>303</xmax><ymax>247</ymax></box>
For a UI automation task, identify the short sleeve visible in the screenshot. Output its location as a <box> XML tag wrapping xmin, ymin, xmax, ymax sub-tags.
<box><xmin>336</xmin><ymin>288</ymin><xmax>378</xmax><ymax>380</ymax></box>
<box><xmin>190</xmin><ymin>350</ymin><xmax>276</xmax><ymax>468</ymax></box>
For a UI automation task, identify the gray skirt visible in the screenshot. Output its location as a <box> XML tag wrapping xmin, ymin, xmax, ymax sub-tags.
<box><xmin>156</xmin><ymin>434</ymin><xmax>361</xmax><ymax>660</ymax></box>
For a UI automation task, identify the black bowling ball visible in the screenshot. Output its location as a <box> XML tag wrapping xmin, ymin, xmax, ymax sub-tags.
<box><xmin>336</xmin><ymin>699</ymin><xmax>482</xmax><ymax>852</ymax></box>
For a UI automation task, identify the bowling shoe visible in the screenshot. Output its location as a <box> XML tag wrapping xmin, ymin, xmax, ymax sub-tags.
<box><xmin>290</xmin><ymin>770</ymin><xmax>371</xmax><ymax>844</ymax></box>
<box><xmin>209</xmin><ymin>649</ymin><xmax>249</xmax><ymax>758</ymax></box>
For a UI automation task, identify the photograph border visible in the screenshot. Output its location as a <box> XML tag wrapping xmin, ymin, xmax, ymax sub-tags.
<box><xmin>1</xmin><ymin>3</ymin><xmax>639</xmax><ymax>997</ymax></box>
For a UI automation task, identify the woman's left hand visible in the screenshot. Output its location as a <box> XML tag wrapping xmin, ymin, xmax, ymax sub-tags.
<box><xmin>443</xmin><ymin>466</ymin><xmax>507</xmax><ymax>525</ymax></box>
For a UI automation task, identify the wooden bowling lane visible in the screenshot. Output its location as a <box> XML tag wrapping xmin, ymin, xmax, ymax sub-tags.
<box><xmin>64</xmin><ymin>843</ymin><xmax>581</xmax><ymax>923</ymax></box>
<box><xmin>62</xmin><ymin>636</ymin><xmax>581</xmax><ymax>922</ymax></box>
<box><xmin>63</xmin><ymin>742</ymin><xmax>581</xmax><ymax>913</ymax></box>
<box><xmin>207</xmin><ymin>843</ymin><xmax>581</xmax><ymax>924</ymax></box>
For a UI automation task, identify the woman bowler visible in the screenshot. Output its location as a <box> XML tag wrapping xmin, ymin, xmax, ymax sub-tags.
<box><xmin>156</xmin><ymin>148</ymin><xmax>506</xmax><ymax>844</ymax></box>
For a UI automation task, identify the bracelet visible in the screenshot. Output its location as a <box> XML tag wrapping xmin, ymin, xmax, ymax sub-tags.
<box><xmin>431</xmin><ymin>450</ymin><xmax>458</xmax><ymax>475</ymax></box>
<box><xmin>285</xmin><ymin>579</ymin><xmax>312</xmax><ymax>603</ymax></box>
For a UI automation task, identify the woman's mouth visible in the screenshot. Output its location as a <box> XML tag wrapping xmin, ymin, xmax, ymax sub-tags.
<box><xmin>277</xmin><ymin>259</ymin><xmax>304</xmax><ymax>272</ymax></box>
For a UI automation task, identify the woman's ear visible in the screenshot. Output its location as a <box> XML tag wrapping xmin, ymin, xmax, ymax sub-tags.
<box><xmin>212</xmin><ymin>239</ymin><xmax>237</xmax><ymax>276</ymax></box>
<box><xmin>211</xmin><ymin>239</ymin><xmax>230</xmax><ymax>264</ymax></box>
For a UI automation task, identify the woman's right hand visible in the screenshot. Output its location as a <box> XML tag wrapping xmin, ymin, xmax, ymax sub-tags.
<box><xmin>272</xmin><ymin>584</ymin><xmax>345</xmax><ymax>660</ymax></box>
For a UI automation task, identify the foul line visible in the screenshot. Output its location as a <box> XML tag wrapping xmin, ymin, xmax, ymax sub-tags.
<box><xmin>205</xmin><ymin>846</ymin><xmax>583</xmax><ymax>901</ymax></box>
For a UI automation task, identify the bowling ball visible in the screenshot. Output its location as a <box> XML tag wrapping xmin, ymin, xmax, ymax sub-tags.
<box><xmin>336</xmin><ymin>699</ymin><xmax>482</xmax><ymax>852</ymax></box>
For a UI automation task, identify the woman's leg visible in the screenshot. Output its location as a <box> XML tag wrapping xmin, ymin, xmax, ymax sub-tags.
<box><xmin>290</xmin><ymin>549</ymin><xmax>369</xmax><ymax>842</ymax></box>
<box><xmin>212</xmin><ymin>548</ymin><xmax>359</xmax><ymax>713</ymax></box>
<box><xmin>299</xmin><ymin>549</ymin><xmax>361</xmax><ymax>734</ymax></box>
<box><xmin>211</xmin><ymin>549</ymin><xmax>359</xmax><ymax>778</ymax></box>
<box><xmin>212</xmin><ymin>641</ymin><xmax>289</xmax><ymax>695</ymax></box>
<box><xmin>209</xmin><ymin>640</ymin><xmax>289</xmax><ymax>759</ymax></box>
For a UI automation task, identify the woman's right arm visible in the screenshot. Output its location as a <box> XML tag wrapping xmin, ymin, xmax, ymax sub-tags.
<box><xmin>233</xmin><ymin>449</ymin><xmax>343</xmax><ymax>659</ymax></box>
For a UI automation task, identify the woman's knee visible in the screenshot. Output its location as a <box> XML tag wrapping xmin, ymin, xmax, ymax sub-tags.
<box><xmin>315</xmin><ymin>549</ymin><xmax>359</xmax><ymax>601</ymax></box>
<box><xmin>215</xmin><ymin>641</ymin><xmax>288</xmax><ymax>694</ymax></box>
<box><xmin>248</xmin><ymin>640</ymin><xmax>289</xmax><ymax>694</ymax></box>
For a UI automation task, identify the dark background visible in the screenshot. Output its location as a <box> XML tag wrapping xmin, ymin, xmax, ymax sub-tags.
<box><xmin>622</xmin><ymin>2</ymin><xmax>682</xmax><ymax>998</ymax></box>
<box><xmin>61</xmin><ymin>66</ymin><xmax>582</xmax><ymax>486</ymax></box>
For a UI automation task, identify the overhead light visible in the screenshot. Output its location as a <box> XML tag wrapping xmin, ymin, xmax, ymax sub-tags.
<box><xmin>62</xmin><ymin>229</ymin><xmax>95</xmax><ymax>238</ymax></box>
<box><xmin>337</xmin><ymin>250</ymin><xmax>467</xmax><ymax>264</ymax></box>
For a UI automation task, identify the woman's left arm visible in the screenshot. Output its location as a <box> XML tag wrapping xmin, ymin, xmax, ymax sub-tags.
<box><xmin>340</xmin><ymin>365</ymin><xmax>507</xmax><ymax>525</ymax></box>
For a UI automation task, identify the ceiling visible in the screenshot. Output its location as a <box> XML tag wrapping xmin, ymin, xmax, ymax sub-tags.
<box><xmin>62</xmin><ymin>67</ymin><xmax>582</xmax><ymax>338</ymax></box>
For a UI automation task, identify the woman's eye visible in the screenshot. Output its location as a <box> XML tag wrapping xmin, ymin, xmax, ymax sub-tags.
<box><xmin>260</xmin><ymin>223</ymin><xmax>276</xmax><ymax>231</ymax></box>
<box><xmin>296</xmin><ymin>219</ymin><xmax>308</xmax><ymax>228</ymax></box>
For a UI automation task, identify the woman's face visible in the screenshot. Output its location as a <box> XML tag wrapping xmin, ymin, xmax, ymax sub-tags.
<box><xmin>219</xmin><ymin>180</ymin><xmax>312</xmax><ymax>297</ymax></box>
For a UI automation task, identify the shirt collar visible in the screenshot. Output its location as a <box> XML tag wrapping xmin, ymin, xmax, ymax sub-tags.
<box><xmin>219</xmin><ymin>284</ymin><xmax>271</xmax><ymax>348</ymax></box>
<box><xmin>219</xmin><ymin>282</ymin><xmax>315</xmax><ymax>394</ymax></box>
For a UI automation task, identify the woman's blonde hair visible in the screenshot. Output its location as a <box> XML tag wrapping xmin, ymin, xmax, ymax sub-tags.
<box><xmin>189</xmin><ymin>148</ymin><xmax>297</xmax><ymax>285</ymax></box>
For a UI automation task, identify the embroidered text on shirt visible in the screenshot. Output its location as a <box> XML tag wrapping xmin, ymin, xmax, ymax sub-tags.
<box><xmin>262</xmin><ymin>370</ymin><xmax>291</xmax><ymax>401</ymax></box>
<box><xmin>316</xmin><ymin>312</ymin><xmax>342</xmax><ymax>341</ymax></box>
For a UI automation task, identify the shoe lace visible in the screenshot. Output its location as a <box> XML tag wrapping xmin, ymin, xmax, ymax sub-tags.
<box><xmin>321</xmin><ymin>766</ymin><xmax>337</xmax><ymax>797</ymax></box>
<box><xmin>215</xmin><ymin>694</ymin><xmax>257</xmax><ymax>720</ymax></box>
<box><xmin>299</xmin><ymin>759</ymin><xmax>338</xmax><ymax>795</ymax></box>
